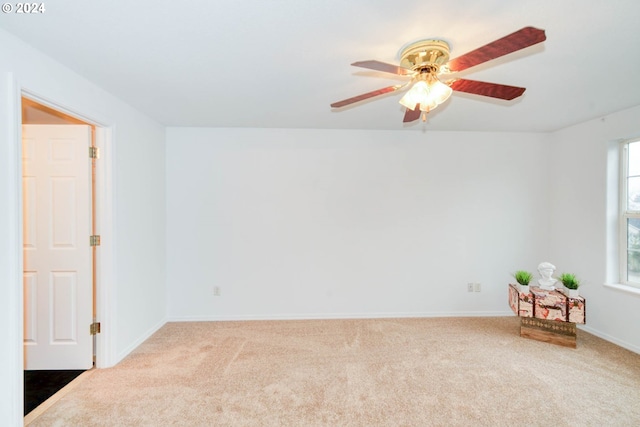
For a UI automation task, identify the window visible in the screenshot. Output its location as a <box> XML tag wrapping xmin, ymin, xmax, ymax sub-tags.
<box><xmin>621</xmin><ymin>139</ymin><xmax>640</xmax><ymax>287</ymax></box>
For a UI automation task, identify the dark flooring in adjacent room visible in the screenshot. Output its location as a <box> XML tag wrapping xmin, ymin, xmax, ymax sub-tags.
<box><xmin>24</xmin><ymin>370</ymin><xmax>85</xmax><ymax>416</ymax></box>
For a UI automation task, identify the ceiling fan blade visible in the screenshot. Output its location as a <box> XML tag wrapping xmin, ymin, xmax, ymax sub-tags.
<box><xmin>403</xmin><ymin>105</ymin><xmax>421</xmax><ymax>122</ymax></box>
<box><xmin>330</xmin><ymin>85</ymin><xmax>403</xmax><ymax>108</ymax></box>
<box><xmin>450</xmin><ymin>79</ymin><xmax>526</xmax><ymax>100</ymax></box>
<box><xmin>351</xmin><ymin>60</ymin><xmax>414</xmax><ymax>76</ymax></box>
<box><xmin>447</xmin><ymin>27</ymin><xmax>546</xmax><ymax>72</ymax></box>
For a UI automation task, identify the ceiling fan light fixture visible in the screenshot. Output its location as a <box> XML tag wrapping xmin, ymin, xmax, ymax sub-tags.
<box><xmin>399</xmin><ymin>74</ymin><xmax>452</xmax><ymax>112</ymax></box>
<box><xmin>332</xmin><ymin>27</ymin><xmax>546</xmax><ymax>123</ymax></box>
<box><xmin>399</xmin><ymin>80</ymin><xmax>429</xmax><ymax>110</ymax></box>
<box><xmin>429</xmin><ymin>79</ymin><xmax>453</xmax><ymax>105</ymax></box>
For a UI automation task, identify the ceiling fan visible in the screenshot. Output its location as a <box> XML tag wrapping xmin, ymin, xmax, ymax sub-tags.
<box><xmin>330</xmin><ymin>27</ymin><xmax>546</xmax><ymax>123</ymax></box>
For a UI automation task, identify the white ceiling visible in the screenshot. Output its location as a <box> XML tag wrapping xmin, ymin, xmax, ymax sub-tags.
<box><xmin>2</xmin><ymin>0</ymin><xmax>640</xmax><ymax>132</ymax></box>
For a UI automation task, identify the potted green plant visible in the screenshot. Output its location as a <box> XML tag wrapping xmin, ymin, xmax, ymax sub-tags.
<box><xmin>513</xmin><ymin>270</ymin><xmax>533</xmax><ymax>294</ymax></box>
<box><xmin>559</xmin><ymin>273</ymin><xmax>580</xmax><ymax>297</ymax></box>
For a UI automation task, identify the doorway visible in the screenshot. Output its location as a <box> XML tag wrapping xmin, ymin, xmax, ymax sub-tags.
<box><xmin>21</xmin><ymin>97</ymin><xmax>99</xmax><ymax>414</ymax></box>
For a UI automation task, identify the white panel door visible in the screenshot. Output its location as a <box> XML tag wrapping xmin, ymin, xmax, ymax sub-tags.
<box><xmin>23</xmin><ymin>124</ymin><xmax>93</xmax><ymax>370</ymax></box>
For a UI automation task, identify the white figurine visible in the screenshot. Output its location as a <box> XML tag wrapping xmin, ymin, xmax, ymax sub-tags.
<box><xmin>537</xmin><ymin>262</ymin><xmax>558</xmax><ymax>290</ymax></box>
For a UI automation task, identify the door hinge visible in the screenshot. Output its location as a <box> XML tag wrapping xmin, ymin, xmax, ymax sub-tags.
<box><xmin>89</xmin><ymin>146</ymin><xmax>100</xmax><ymax>159</ymax></box>
<box><xmin>90</xmin><ymin>322</ymin><xmax>101</xmax><ymax>335</ymax></box>
<box><xmin>90</xmin><ymin>235</ymin><xmax>101</xmax><ymax>246</ymax></box>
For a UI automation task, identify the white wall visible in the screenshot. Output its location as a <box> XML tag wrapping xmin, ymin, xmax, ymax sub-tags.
<box><xmin>549</xmin><ymin>105</ymin><xmax>640</xmax><ymax>353</ymax></box>
<box><xmin>166</xmin><ymin>127</ymin><xmax>550</xmax><ymax>320</ymax></box>
<box><xmin>0</xmin><ymin>28</ymin><xmax>166</xmax><ymax>424</ymax></box>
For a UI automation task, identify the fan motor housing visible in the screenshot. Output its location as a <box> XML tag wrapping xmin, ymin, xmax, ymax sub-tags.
<box><xmin>400</xmin><ymin>39</ymin><xmax>450</xmax><ymax>72</ymax></box>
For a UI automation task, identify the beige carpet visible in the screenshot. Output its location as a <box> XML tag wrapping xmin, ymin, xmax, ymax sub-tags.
<box><xmin>27</xmin><ymin>317</ymin><xmax>640</xmax><ymax>426</ymax></box>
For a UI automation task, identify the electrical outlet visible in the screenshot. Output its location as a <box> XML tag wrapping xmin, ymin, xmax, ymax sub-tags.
<box><xmin>467</xmin><ymin>283</ymin><xmax>474</xmax><ymax>292</ymax></box>
<box><xmin>474</xmin><ymin>283</ymin><xmax>481</xmax><ymax>292</ymax></box>
<box><xmin>213</xmin><ymin>286</ymin><xmax>221</xmax><ymax>296</ymax></box>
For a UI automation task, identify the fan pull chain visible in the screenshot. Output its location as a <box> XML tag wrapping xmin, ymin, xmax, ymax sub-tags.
<box><xmin>422</xmin><ymin>106</ymin><xmax>430</xmax><ymax>122</ymax></box>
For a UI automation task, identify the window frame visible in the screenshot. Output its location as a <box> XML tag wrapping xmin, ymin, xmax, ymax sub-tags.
<box><xmin>620</xmin><ymin>138</ymin><xmax>640</xmax><ymax>288</ymax></box>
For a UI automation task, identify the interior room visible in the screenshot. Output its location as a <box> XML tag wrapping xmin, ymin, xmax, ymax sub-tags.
<box><xmin>1</xmin><ymin>0</ymin><xmax>639</xmax><ymax>425</ymax></box>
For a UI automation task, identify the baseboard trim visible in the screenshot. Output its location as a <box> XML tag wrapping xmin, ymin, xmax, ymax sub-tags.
<box><xmin>115</xmin><ymin>317</ymin><xmax>167</xmax><ymax>364</ymax></box>
<box><xmin>168</xmin><ymin>310</ymin><xmax>515</xmax><ymax>322</ymax></box>
<box><xmin>579</xmin><ymin>324</ymin><xmax>640</xmax><ymax>355</ymax></box>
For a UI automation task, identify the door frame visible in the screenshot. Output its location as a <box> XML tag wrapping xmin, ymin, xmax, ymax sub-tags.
<box><xmin>19</xmin><ymin>90</ymin><xmax>115</xmax><ymax>368</ymax></box>
<box><xmin>10</xmin><ymin>84</ymin><xmax>116</xmax><ymax>416</ymax></box>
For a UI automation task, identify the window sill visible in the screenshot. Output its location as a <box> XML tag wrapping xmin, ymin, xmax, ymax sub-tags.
<box><xmin>603</xmin><ymin>283</ymin><xmax>640</xmax><ymax>296</ymax></box>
